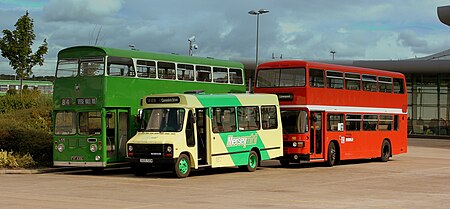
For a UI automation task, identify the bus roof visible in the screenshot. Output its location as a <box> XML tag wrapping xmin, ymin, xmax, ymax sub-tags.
<box><xmin>142</xmin><ymin>93</ymin><xmax>279</xmax><ymax>108</ymax></box>
<box><xmin>0</xmin><ymin>80</ymin><xmax>53</xmax><ymax>85</ymax></box>
<box><xmin>258</xmin><ymin>60</ymin><xmax>405</xmax><ymax>78</ymax></box>
<box><xmin>58</xmin><ymin>46</ymin><xmax>244</xmax><ymax>69</ymax></box>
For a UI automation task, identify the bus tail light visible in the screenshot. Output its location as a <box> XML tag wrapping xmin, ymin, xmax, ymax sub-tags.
<box><xmin>164</xmin><ymin>153</ymin><xmax>173</xmax><ymax>157</ymax></box>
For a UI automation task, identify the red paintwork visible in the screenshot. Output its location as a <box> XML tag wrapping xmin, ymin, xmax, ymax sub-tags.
<box><xmin>254</xmin><ymin>60</ymin><xmax>408</xmax><ymax>162</ymax></box>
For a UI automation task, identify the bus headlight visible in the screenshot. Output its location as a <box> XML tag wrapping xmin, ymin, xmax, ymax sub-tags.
<box><xmin>166</xmin><ymin>146</ymin><xmax>172</xmax><ymax>153</ymax></box>
<box><xmin>293</xmin><ymin>142</ymin><xmax>298</xmax><ymax>147</ymax></box>
<box><xmin>90</xmin><ymin>144</ymin><xmax>98</xmax><ymax>152</ymax></box>
<box><xmin>57</xmin><ymin>144</ymin><xmax>65</xmax><ymax>153</ymax></box>
<box><xmin>95</xmin><ymin>155</ymin><xmax>101</xmax><ymax>161</ymax></box>
<box><xmin>128</xmin><ymin>145</ymin><xmax>133</xmax><ymax>152</ymax></box>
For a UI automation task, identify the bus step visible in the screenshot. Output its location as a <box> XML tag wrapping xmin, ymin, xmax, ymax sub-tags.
<box><xmin>309</xmin><ymin>159</ymin><xmax>325</xmax><ymax>163</ymax></box>
<box><xmin>197</xmin><ymin>165</ymin><xmax>211</xmax><ymax>168</ymax></box>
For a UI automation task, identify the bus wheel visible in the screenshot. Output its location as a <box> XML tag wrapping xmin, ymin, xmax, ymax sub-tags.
<box><xmin>380</xmin><ymin>140</ymin><xmax>391</xmax><ymax>162</ymax></box>
<box><xmin>326</xmin><ymin>142</ymin><xmax>337</xmax><ymax>167</ymax></box>
<box><xmin>246</xmin><ymin>151</ymin><xmax>259</xmax><ymax>172</ymax></box>
<box><xmin>174</xmin><ymin>154</ymin><xmax>191</xmax><ymax>178</ymax></box>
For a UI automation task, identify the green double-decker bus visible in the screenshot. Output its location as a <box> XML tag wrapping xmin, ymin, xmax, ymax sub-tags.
<box><xmin>53</xmin><ymin>46</ymin><xmax>245</xmax><ymax>168</ymax></box>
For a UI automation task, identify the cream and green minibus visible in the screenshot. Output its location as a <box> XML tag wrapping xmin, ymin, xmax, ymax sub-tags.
<box><xmin>126</xmin><ymin>93</ymin><xmax>283</xmax><ymax>178</ymax></box>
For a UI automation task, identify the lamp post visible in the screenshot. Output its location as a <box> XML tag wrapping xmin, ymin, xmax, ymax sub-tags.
<box><xmin>188</xmin><ymin>36</ymin><xmax>198</xmax><ymax>56</ymax></box>
<box><xmin>330</xmin><ymin>50</ymin><xmax>336</xmax><ymax>60</ymax></box>
<box><xmin>248</xmin><ymin>9</ymin><xmax>269</xmax><ymax>87</ymax></box>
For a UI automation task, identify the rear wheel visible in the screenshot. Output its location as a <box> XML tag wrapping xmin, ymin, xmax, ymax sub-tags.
<box><xmin>380</xmin><ymin>140</ymin><xmax>391</xmax><ymax>162</ymax></box>
<box><xmin>326</xmin><ymin>142</ymin><xmax>338</xmax><ymax>167</ymax></box>
<box><xmin>174</xmin><ymin>154</ymin><xmax>191</xmax><ymax>178</ymax></box>
<box><xmin>245</xmin><ymin>151</ymin><xmax>259</xmax><ymax>172</ymax></box>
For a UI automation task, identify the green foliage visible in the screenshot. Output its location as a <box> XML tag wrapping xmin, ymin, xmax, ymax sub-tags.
<box><xmin>0</xmin><ymin>150</ymin><xmax>36</xmax><ymax>168</ymax></box>
<box><xmin>0</xmin><ymin>92</ymin><xmax>52</xmax><ymax>166</ymax></box>
<box><xmin>0</xmin><ymin>11</ymin><xmax>48</xmax><ymax>91</ymax></box>
<box><xmin>0</xmin><ymin>89</ymin><xmax>52</xmax><ymax>113</ymax></box>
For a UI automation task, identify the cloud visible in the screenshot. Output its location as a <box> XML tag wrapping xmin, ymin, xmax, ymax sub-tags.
<box><xmin>398</xmin><ymin>30</ymin><xmax>428</xmax><ymax>48</ymax></box>
<box><xmin>42</xmin><ymin>0</ymin><xmax>123</xmax><ymax>23</ymax></box>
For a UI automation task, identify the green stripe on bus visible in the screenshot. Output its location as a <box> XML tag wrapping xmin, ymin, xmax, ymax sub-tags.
<box><xmin>218</xmin><ymin>131</ymin><xmax>270</xmax><ymax>166</ymax></box>
<box><xmin>195</xmin><ymin>94</ymin><xmax>242</xmax><ymax>107</ymax></box>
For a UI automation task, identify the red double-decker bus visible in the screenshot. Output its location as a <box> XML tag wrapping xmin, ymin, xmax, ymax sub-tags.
<box><xmin>254</xmin><ymin>60</ymin><xmax>407</xmax><ymax>166</ymax></box>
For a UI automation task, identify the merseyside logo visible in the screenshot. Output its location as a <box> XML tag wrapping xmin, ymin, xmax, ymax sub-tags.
<box><xmin>226</xmin><ymin>133</ymin><xmax>258</xmax><ymax>148</ymax></box>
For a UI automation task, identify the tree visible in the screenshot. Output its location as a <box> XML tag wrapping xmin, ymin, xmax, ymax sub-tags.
<box><xmin>0</xmin><ymin>11</ymin><xmax>48</xmax><ymax>93</ymax></box>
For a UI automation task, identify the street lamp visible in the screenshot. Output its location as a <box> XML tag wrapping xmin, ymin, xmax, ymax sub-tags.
<box><xmin>330</xmin><ymin>50</ymin><xmax>336</xmax><ymax>60</ymax></box>
<box><xmin>248</xmin><ymin>9</ymin><xmax>270</xmax><ymax>87</ymax></box>
<box><xmin>188</xmin><ymin>36</ymin><xmax>198</xmax><ymax>56</ymax></box>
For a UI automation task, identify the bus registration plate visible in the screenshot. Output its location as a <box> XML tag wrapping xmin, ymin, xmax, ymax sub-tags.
<box><xmin>140</xmin><ymin>158</ymin><xmax>153</xmax><ymax>163</ymax></box>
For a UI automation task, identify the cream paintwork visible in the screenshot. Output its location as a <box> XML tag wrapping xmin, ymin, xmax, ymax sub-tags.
<box><xmin>127</xmin><ymin>93</ymin><xmax>283</xmax><ymax>170</ymax></box>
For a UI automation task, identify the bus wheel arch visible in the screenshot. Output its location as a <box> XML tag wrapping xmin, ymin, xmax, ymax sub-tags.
<box><xmin>174</xmin><ymin>152</ymin><xmax>191</xmax><ymax>178</ymax></box>
<box><xmin>380</xmin><ymin>139</ymin><xmax>392</xmax><ymax>162</ymax></box>
<box><xmin>326</xmin><ymin>140</ymin><xmax>340</xmax><ymax>167</ymax></box>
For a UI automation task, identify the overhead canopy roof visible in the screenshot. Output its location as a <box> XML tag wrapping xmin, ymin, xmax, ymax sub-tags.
<box><xmin>438</xmin><ymin>6</ymin><xmax>450</xmax><ymax>27</ymax></box>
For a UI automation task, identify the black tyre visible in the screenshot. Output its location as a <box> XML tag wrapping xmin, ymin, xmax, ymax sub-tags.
<box><xmin>174</xmin><ymin>154</ymin><xmax>191</xmax><ymax>178</ymax></box>
<box><xmin>380</xmin><ymin>140</ymin><xmax>391</xmax><ymax>162</ymax></box>
<box><xmin>246</xmin><ymin>151</ymin><xmax>259</xmax><ymax>172</ymax></box>
<box><xmin>326</xmin><ymin>142</ymin><xmax>338</xmax><ymax>167</ymax></box>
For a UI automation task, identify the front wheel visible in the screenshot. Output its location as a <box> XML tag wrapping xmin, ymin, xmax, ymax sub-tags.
<box><xmin>380</xmin><ymin>140</ymin><xmax>391</xmax><ymax>162</ymax></box>
<box><xmin>245</xmin><ymin>151</ymin><xmax>259</xmax><ymax>172</ymax></box>
<box><xmin>174</xmin><ymin>154</ymin><xmax>191</xmax><ymax>178</ymax></box>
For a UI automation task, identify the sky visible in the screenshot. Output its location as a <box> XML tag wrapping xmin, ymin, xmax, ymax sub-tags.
<box><xmin>1</xmin><ymin>0</ymin><xmax>450</xmax><ymax>76</ymax></box>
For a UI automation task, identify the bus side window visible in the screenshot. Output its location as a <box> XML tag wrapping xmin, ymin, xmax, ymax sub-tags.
<box><xmin>158</xmin><ymin>62</ymin><xmax>176</xmax><ymax>80</ymax></box>
<box><xmin>327</xmin><ymin>114</ymin><xmax>344</xmax><ymax>132</ymax></box>
<box><xmin>196</xmin><ymin>65</ymin><xmax>212</xmax><ymax>82</ymax></box>
<box><xmin>261</xmin><ymin>106</ymin><xmax>278</xmax><ymax>129</ymax></box>
<box><xmin>229</xmin><ymin>68</ymin><xmax>243</xmax><ymax>84</ymax></box>
<box><xmin>309</xmin><ymin>69</ymin><xmax>324</xmax><ymax>88</ymax></box>
<box><xmin>393</xmin><ymin>78</ymin><xmax>405</xmax><ymax>94</ymax></box>
<box><xmin>212</xmin><ymin>107</ymin><xmax>236</xmax><ymax>133</ymax></box>
<box><xmin>237</xmin><ymin>106</ymin><xmax>260</xmax><ymax>131</ymax></box>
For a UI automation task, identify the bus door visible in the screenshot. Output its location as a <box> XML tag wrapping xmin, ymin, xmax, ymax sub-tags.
<box><xmin>310</xmin><ymin>111</ymin><xmax>324</xmax><ymax>159</ymax></box>
<box><xmin>195</xmin><ymin>109</ymin><xmax>207</xmax><ymax>165</ymax></box>
<box><xmin>105</xmin><ymin>109</ymin><xmax>129</xmax><ymax>163</ymax></box>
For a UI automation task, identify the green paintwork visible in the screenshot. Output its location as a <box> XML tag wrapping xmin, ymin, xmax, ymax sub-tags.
<box><xmin>53</xmin><ymin>46</ymin><xmax>245</xmax><ymax>167</ymax></box>
<box><xmin>195</xmin><ymin>94</ymin><xmax>270</xmax><ymax>166</ymax></box>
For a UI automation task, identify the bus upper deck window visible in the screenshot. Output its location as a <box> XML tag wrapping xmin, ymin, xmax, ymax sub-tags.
<box><xmin>393</xmin><ymin>78</ymin><xmax>405</xmax><ymax>94</ymax></box>
<box><xmin>229</xmin><ymin>69</ymin><xmax>243</xmax><ymax>84</ymax></box>
<box><xmin>107</xmin><ymin>57</ymin><xmax>134</xmax><ymax>77</ymax></box>
<box><xmin>309</xmin><ymin>69</ymin><xmax>324</xmax><ymax>88</ymax></box>
<box><xmin>80</xmin><ymin>58</ymin><xmax>105</xmax><ymax>76</ymax></box>
<box><xmin>56</xmin><ymin>59</ymin><xmax>78</xmax><ymax>78</ymax></box>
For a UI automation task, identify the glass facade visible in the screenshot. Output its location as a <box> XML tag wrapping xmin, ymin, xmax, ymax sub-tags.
<box><xmin>407</xmin><ymin>73</ymin><xmax>450</xmax><ymax>136</ymax></box>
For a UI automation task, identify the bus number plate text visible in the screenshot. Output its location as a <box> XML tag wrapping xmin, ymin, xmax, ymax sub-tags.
<box><xmin>140</xmin><ymin>158</ymin><xmax>153</xmax><ymax>163</ymax></box>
